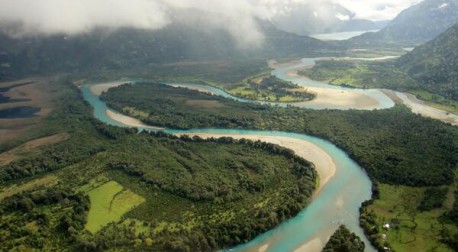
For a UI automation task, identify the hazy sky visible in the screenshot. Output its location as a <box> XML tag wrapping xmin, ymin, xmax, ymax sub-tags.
<box><xmin>0</xmin><ymin>0</ymin><xmax>422</xmax><ymax>44</ymax></box>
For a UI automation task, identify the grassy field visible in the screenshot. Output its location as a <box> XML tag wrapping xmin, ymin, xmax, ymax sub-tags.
<box><xmin>364</xmin><ymin>184</ymin><xmax>456</xmax><ymax>252</ymax></box>
<box><xmin>85</xmin><ymin>180</ymin><xmax>145</xmax><ymax>233</ymax></box>
<box><xmin>222</xmin><ymin>72</ymin><xmax>315</xmax><ymax>103</ymax></box>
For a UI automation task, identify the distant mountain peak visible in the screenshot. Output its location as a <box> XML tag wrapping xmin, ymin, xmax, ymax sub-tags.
<box><xmin>351</xmin><ymin>0</ymin><xmax>458</xmax><ymax>45</ymax></box>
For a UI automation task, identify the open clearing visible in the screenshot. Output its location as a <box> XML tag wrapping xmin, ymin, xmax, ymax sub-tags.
<box><xmin>85</xmin><ymin>180</ymin><xmax>145</xmax><ymax>233</ymax></box>
<box><xmin>368</xmin><ymin>184</ymin><xmax>456</xmax><ymax>252</ymax></box>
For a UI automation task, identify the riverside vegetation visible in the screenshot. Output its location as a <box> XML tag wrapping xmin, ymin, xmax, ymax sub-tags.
<box><xmin>0</xmin><ymin>79</ymin><xmax>317</xmax><ymax>251</ymax></box>
<box><xmin>301</xmin><ymin>24</ymin><xmax>458</xmax><ymax>114</ymax></box>
<box><xmin>299</xmin><ymin>59</ymin><xmax>458</xmax><ymax>114</ymax></box>
<box><xmin>323</xmin><ymin>225</ymin><xmax>365</xmax><ymax>252</ymax></box>
<box><xmin>102</xmin><ymin>82</ymin><xmax>458</xmax><ymax>251</ymax></box>
<box><xmin>223</xmin><ymin>74</ymin><xmax>315</xmax><ymax>102</ymax></box>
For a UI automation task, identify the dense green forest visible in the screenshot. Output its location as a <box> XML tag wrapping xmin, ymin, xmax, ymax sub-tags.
<box><xmin>103</xmin><ymin>83</ymin><xmax>458</xmax><ymax>187</ymax></box>
<box><xmin>323</xmin><ymin>225</ymin><xmax>365</xmax><ymax>252</ymax></box>
<box><xmin>0</xmin><ymin>79</ymin><xmax>317</xmax><ymax>251</ymax></box>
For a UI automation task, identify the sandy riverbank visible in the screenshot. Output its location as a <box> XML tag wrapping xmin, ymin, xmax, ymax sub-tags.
<box><xmin>285</xmin><ymin>68</ymin><xmax>380</xmax><ymax>109</ymax></box>
<box><xmin>104</xmin><ymin>105</ymin><xmax>338</xmax><ymax>252</ymax></box>
<box><xmin>89</xmin><ymin>81</ymin><xmax>126</xmax><ymax>95</ymax></box>
<box><xmin>395</xmin><ymin>92</ymin><xmax>458</xmax><ymax>126</ymax></box>
<box><xmin>105</xmin><ymin>109</ymin><xmax>165</xmax><ymax>130</ymax></box>
<box><xmin>106</xmin><ymin>108</ymin><xmax>337</xmax><ymax>193</ymax></box>
<box><xmin>104</xmin><ymin>106</ymin><xmax>337</xmax><ymax>195</ymax></box>
<box><xmin>177</xmin><ymin>133</ymin><xmax>337</xmax><ymax>252</ymax></box>
<box><xmin>268</xmin><ymin>59</ymin><xmax>303</xmax><ymax>69</ymax></box>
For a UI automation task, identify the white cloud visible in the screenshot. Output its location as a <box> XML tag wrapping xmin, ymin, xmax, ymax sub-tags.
<box><xmin>438</xmin><ymin>3</ymin><xmax>449</xmax><ymax>9</ymax></box>
<box><xmin>335</xmin><ymin>13</ymin><xmax>350</xmax><ymax>21</ymax></box>
<box><xmin>0</xmin><ymin>0</ymin><xmax>423</xmax><ymax>44</ymax></box>
<box><xmin>0</xmin><ymin>0</ymin><xmax>170</xmax><ymax>35</ymax></box>
<box><xmin>0</xmin><ymin>0</ymin><xmax>273</xmax><ymax>47</ymax></box>
<box><xmin>332</xmin><ymin>0</ymin><xmax>424</xmax><ymax>21</ymax></box>
<box><xmin>257</xmin><ymin>0</ymin><xmax>423</xmax><ymax>21</ymax></box>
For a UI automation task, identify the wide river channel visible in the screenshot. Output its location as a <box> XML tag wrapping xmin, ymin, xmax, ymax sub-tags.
<box><xmin>81</xmin><ymin>57</ymin><xmax>457</xmax><ymax>252</ymax></box>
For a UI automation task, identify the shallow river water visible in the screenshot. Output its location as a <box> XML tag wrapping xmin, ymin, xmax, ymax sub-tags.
<box><xmin>81</xmin><ymin>55</ymin><xmax>458</xmax><ymax>251</ymax></box>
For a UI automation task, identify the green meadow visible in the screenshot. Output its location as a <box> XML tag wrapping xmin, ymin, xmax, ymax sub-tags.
<box><xmin>85</xmin><ymin>180</ymin><xmax>145</xmax><ymax>233</ymax></box>
<box><xmin>361</xmin><ymin>183</ymin><xmax>457</xmax><ymax>252</ymax></box>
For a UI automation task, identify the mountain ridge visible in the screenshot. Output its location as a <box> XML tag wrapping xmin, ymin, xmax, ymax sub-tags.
<box><xmin>0</xmin><ymin>18</ymin><xmax>327</xmax><ymax>80</ymax></box>
<box><xmin>350</xmin><ymin>0</ymin><xmax>458</xmax><ymax>45</ymax></box>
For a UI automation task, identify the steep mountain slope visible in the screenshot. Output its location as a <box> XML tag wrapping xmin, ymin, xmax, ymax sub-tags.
<box><xmin>351</xmin><ymin>0</ymin><xmax>458</xmax><ymax>45</ymax></box>
<box><xmin>0</xmin><ymin>20</ymin><xmax>325</xmax><ymax>80</ymax></box>
<box><xmin>397</xmin><ymin>23</ymin><xmax>458</xmax><ymax>100</ymax></box>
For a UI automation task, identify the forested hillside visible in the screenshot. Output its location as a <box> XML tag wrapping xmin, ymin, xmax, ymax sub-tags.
<box><xmin>397</xmin><ymin>23</ymin><xmax>458</xmax><ymax>101</ymax></box>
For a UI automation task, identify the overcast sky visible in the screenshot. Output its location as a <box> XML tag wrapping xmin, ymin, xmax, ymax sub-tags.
<box><xmin>0</xmin><ymin>0</ymin><xmax>423</xmax><ymax>44</ymax></box>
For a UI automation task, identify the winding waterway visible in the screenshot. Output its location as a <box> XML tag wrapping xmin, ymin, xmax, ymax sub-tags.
<box><xmin>81</xmin><ymin>57</ymin><xmax>456</xmax><ymax>252</ymax></box>
<box><xmin>171</xmin><ymin>58</ymin><xmax>458</xmax><ymax>125</ymax></box>
<box><xmin>81</xmin><ymin>83</ymin><xmax>375</xmax><ymax>252</ymax></box>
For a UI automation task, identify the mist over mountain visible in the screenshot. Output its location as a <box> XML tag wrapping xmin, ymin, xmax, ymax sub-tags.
<box><xmin>270</xmin><ymin>1</ymin><xmax>387</xmax><ymax>35</ymax></box>
<box><xmin>397</xmin><ymin>23</ymin><xmax>458</xmax><ymax>100</ymax></box>
<box><xmin>351</xmin><ymin>0</ymin><xmax>458</xmax><ymax>45</ymax></box>
<box><xmin>0</xmin><ymin>13</ymin><xmax>326</xmax><ymax>80</ymax></box>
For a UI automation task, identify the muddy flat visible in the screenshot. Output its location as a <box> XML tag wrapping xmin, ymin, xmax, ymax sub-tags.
<box><xmin>0</xmin><ymin>77</ymin><xmax>60</xmax><ymax>143</ymax></box>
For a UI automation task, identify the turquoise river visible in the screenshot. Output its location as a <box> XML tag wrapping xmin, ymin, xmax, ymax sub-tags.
<box><xmin>80</xmin><ymin>58</ymin><xmax>404</xmax><ymax>252</ymax></box>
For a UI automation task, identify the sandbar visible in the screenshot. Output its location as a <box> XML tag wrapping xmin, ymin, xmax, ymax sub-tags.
<box><xmin>395</xmin><ymin>92</ymin><xmax>458</xmax><ymax>126</ymax></box>
<box><xmin>284</xmin><ymin>68</ymin><xmax>380</xmax><ymax>109</ymax></box>
<box><xmin>105</xmin><ymin>109</ymin><xmax>165</xmax><ymax>130</ymax></box>
<box><xmin>89</xmin><ymin>81</ymin><xmax>127</xmax><ymax>96</ymax></box>
<box><xmin>103</xmin><ymin>109</ymin><xmax>336</xmax><ymax>194</ymax></box>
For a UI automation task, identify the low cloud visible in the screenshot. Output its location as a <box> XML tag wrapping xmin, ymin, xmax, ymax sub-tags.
<box><xmin>0</xmin><ymin>0</ymin><xmax>273</xmax><ymax>47</ymax></box>
<box><xmin>0</xmin><ymin>0</ymin><xmax>422</xmax><ymax>46</ymax></box>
